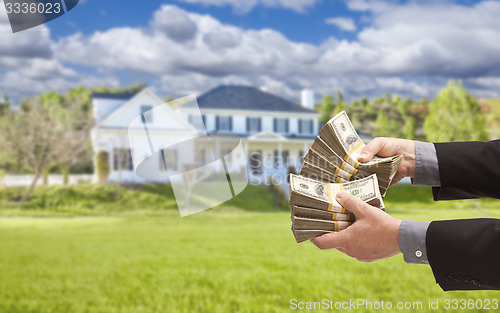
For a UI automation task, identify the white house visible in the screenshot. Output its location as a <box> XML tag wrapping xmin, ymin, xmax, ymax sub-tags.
<box><xmin>91</xmin><ymin>85</ymin><xmax>320</xmax><ymax>184</ymax></box>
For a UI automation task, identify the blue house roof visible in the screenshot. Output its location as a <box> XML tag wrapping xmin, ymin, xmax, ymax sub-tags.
<box><xmin>197</xmin><ymin>85</ymin><xmax>317</xmax><ymax>113</ymax></box>
<box><xmin>92</xmin><ymin>92</ymin><xmax>137</xmax><ymax>100</ymax></box>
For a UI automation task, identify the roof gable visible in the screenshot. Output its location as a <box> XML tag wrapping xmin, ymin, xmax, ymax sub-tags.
<box><xmin>197</xmin><ymin>85</ymin><xmax>318</xmax><ymax>114</ymax></box>
<box><xmin>248</xmin><ymin>130</ymin><xmax>287</xmax><ymax>141</ymax></box>
<box><xmin>96</xmin><ymin>88</ymin><xmax>195</xmax><ymax>132</ymax></box>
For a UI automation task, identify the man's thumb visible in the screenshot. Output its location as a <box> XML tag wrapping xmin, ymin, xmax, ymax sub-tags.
<box><xmin>358</xmin><ymin>138</ymin><xmax>384</xmax><ymax>162</ymax></box>
<box><xmin>336</xmin><ymin>192</ymin><xmax>365</xmax><ymax>218</ymax></box>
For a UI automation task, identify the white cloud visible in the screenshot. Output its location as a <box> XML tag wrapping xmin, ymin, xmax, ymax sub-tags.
<box><xmin>346</xmin><ymin>0</ymin><xmax>392</xmax><ymax>13</ymax></box>
<box><xmin>325</xmin><ymin>17</ymin><xmax>357</xmax><ymax>31</ymax></box>
<box><xmin>54</xmin><ymin>5</ymin><xmax>322</xmax><ymax>80</ymax></box>
<box><xmin>50</xmin><ymin>2</ymin><xmax>500</xmax><ymax>101</ymax></box>
<box><xmin>174</xmin><ymin>0</ymin><xmax>318</xmax><ymax>13</ymax></box>
<box><xmin>343</xmin><ymin>0</ymin><xmax>500</xmax><ymax>77</ymax></box>
<box><xmin>4</xmin><ymin>1</ymin><xmax>500</xmax><ymax>105</ymax></box>
<box><xmin>0</xmin><ymin>5</ymin><xmax>52</xmax><ymax>58</ymax></box>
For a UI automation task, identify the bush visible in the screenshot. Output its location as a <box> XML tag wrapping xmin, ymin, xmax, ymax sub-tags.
<box><xmin>96</xmin><ymin>150</ymin><xmax>110</xmax><ymax>184</ymax></box>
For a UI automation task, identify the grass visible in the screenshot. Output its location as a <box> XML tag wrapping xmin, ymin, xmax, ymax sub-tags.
<box><xmin>1</xmin><ymin>206</ymin><xmax>500</xmax><ymax>313</ymax></box>
<box><xmin>0</xmin><ymin>184</ymin><xmax>499</xmax><ymax>312</ymax></box>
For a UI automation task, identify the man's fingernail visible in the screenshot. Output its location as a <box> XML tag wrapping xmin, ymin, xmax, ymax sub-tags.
<box><xmin>359</xmin><ymin>152</ymin><xmax>368</xmax><ymax>159</ymax></box>
<box><xmin>336</xmin><ymin>192</ymin><xmax>346</xmax><ymax>199</ymax></box>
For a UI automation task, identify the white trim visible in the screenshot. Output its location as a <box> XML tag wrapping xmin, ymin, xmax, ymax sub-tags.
<box><xmin>248</xmin><ymin>130</ymin><xmax>287</xmax><ymax>141</ymax></box>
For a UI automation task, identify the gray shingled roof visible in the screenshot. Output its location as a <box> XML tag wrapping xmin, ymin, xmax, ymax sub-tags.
<box><xmin>92</xmin><ymin>92</ymin><xmax>137</xmax><ymax>100</ymax></box>
<box><xmin>197</xmin><ymin>85</ymin><xmax>317</xmax><ymax>113</ymax></box>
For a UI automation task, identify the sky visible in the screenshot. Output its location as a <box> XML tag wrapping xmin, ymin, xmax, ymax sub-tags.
<box><xmin>1</xmin><ymin>0</ymin><xmax>500</xmax><ymax>105</ymax></box>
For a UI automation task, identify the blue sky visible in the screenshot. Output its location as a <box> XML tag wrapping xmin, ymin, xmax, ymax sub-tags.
<box><xmin>49</xmin><ymin>0</ymin><xmax>362</xmax><ymax>44</ymax></box>
<box><xmin>1</xmin><ymin>0</ymin><xmax>500</xmax><ymax>104</ymax></box>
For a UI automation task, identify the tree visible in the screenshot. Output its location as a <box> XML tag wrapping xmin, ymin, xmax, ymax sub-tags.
<box><xmin>93</xmin><ymin>82</ymin><xmax>147</xmax><ymax>94</ymax></box>
<box><xmin>374</xmin><ymin>109</ymin><xmax>390</xmax><ymax>137</ymax></box>
<box><xmin>0</xmin><ymin>93</ymin><xmax>11</xmax><ymax>116</ymax></box>
<box><xmin>333</xmin><ymin>91</ymin><xmax>348</xmax><ymax>115</ymax></box>
<box><xmin>403</xmin><ymin>116</ymin><xmax>417</xmax><ymax>140</ymax></box>
<box><xmin>424</xmin><ymin>81</ymin><xmax>488</xmax><ymax>142</ymax></box>
<box><xmin>320</xmin><ymin>94</ymin><xmax>334</xmax><ymax>122</ymax></box>
<box><xmin>0</xmin><ymin>97</ymin><xmax>91</xmax><ymax>202</ymax></box>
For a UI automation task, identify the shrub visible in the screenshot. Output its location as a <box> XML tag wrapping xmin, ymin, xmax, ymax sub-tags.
<box><xmin>96</xmin><ymin>150</ymin><xmax>110</xmax><ymax>184</ymax></box>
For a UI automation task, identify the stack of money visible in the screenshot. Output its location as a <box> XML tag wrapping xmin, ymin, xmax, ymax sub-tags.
<box><xmin>300</xmin><ymin>111</ymin><xmax>402</xmax><ymax>196</ymax></box>
<box><xmin>289</xmin><ymin>173</ymin><xmax>384</xmax><ymax>243</ymax></box>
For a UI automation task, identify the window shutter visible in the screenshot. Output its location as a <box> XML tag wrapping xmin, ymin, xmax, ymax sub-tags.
<box><xmin>229</xmin><ymin>116</ymin><xmax>233</xmax><ymax>131</ymax></box>
<box><xmin>298</xmin><ymin>119</ymin><xmax>302</xmax><ymax>134</ymax></box>
<box><xmin>202</xmin><ymin>115</ymin><xmax>206</xmax><ymax>129</ymax></box>
<box><xmin>246</xmin><ymin>117</ymin><xmax>250</xmax><ymax>132</ymax></box>
<box><xmin>258</xmin><ymin>118</ymin><xmax>261</xmax><ymax>131</ymax></box>
<box><xmin>273</xmin><ymin>118</ymin><xmax>277</xmax><ymax>132</ymax></box>
<box><xmin>309</xmin><ymin>120</ymin><xmax>313</xmax><ymax>134</ymax></box>
<box><xmin>216</xmin><ymin>116</ymin><xmax>219</xmax><ymax>131</ymax></box>
<box><xmin>285</xmin><ymin>119</ymin><xmax>289</xmax><ymax>133</ymax></box>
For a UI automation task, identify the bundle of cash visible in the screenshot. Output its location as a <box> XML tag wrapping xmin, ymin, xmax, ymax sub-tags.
<box><xmin>300</xmin><ymin>111</ymin><xmax>402</xmax><ymax>196</ymax></box>
<box><xmin>289</xmin><ymin>173</ymin><xmax>385</xmax><ymax>243</ymax></box>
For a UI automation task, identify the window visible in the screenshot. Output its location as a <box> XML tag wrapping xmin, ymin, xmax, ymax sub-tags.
<box><xmin>249</xmin><ymin>151</ymin><xmax>262</xmax><ymax>175</ymax></box>
<box><xmin>113</xmin><ymin>149</ymin><xmax>134</xmax><ymax>171</ymax></box>
<box><xmin>274</xmin><ymin>118</ymin><xmax>288</xmax><ymax>134</ymax></box>
<box><xmin>274</xmin><ymin>150</ymin><xmax>289</xmax><ymax>168</ymax></box>
<box><xmin>141</xmin><ymin>105</ymin><xmax>153</xmax><ymax>123</ymax></box>
<box><xmin>216</xmin><ymin>116</ymin><xmax>232</xmax><ymax>131</ymax></box>
<box><xmin>247</xmin><ymin>117</ymin><xmax>261</xmax><ymax>133</ymax></box>
<box><xmin>299</xmin><ymin>119</ymin><xmax>313</xmax><ymax>134</ymax></box>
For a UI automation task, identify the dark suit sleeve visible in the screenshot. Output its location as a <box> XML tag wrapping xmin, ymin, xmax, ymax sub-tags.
<box><xmin>432</xmin><ymin>140</ymin><xmax>500</xmax><ymax>200</ymax></box>
<box><xmin>426</xmin><ymin>219</ymin><xmax>500</xmax><ymax>290</ymax></box>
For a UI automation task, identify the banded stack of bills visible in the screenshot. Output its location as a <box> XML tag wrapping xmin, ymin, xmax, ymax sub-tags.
<box><xmin>300</xmin><ymin>111</ymin><xmax>402</xmax><ymax>196</ymax></box>
<box><xmin>289</xmin><ymin>173</ymin><xmax>385</xmax><ymax>243</ymax></box>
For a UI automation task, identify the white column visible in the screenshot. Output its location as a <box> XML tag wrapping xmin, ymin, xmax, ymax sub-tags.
<box><xmin>301</xmin><ymin>141</ymin><xmax>308</xmax><ymax>169</ymax></box>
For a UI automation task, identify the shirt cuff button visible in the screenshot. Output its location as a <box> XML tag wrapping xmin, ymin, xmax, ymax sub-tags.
<box><xmin>415</xmin><ymin>250</ymin><xmax>422</xmax><ymax>258</ymax></box>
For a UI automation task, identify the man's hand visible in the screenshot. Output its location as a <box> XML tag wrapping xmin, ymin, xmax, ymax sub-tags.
<box><xmin>357</xmin><ymin>137</ymin><xmax>415</xmax><ymax>187</ymax></box>
<box><xmin>310</xmin><ymin>192</ymin><xmax>401</xmax><ymax>262</ymax></box>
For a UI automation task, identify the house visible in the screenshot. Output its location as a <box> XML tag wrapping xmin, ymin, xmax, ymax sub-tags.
<box><xmin>90</xmin><ymin>85</ymin><xmax>320</xmax><ymax>184</ymax></box>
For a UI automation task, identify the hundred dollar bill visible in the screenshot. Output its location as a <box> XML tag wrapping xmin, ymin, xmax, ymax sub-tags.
<box><xmin>323</xmin><ymin>111</ymin><xmax>397</xmax><ymax>167</ymax></box>
<box><xmin>289</xmin><ymin>173</ymin><xmax>384</xmax><ymax>212</ymax></box>
<box><xmin>291</xmin><ymin>228</ymin><xmax>347</xmax><ymax>243</ymax></box>
<box><xmin>291</xmin><ymin>205</ymin><xmax>355</xmax><ymax>221</ymax></box>
<box><xmin>292</xmin><ymin>215</ymin><xmax>352</xmax><ymax>231</ymax></box>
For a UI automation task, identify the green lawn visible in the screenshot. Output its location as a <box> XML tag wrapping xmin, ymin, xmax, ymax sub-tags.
<box><xmin>1</xmin><ymin>204</ymin><xmax>500</xmax><ymax>313</ymax></box>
